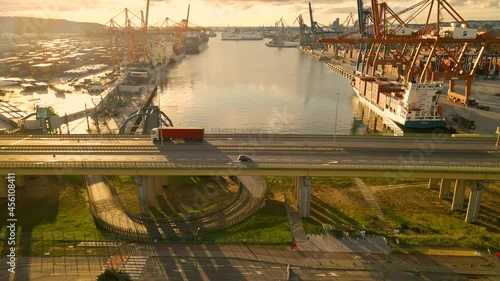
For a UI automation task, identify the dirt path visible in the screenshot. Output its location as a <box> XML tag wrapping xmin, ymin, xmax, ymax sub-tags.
<box><xmin>354</xmin><ymin>177</ymin><xmax>392</xmax><ymax>232</ymax></box>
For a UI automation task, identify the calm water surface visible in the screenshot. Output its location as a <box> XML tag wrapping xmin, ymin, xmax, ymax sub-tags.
<box><xmin>157</xmin><ymin>36</ymin><xmax>371</xmax><ymax>134</ymax></box>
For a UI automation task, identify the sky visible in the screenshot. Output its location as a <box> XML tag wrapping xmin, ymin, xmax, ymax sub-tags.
<box><xmin>0</xmin><ymin>0</ymin><xmax>498</xmax><ymax>27</ymax></box>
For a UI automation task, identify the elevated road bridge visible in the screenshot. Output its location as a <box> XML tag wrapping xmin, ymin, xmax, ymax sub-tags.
<box><xmin>1</xmin><ymin>134</ymin><xmax>498</xmax><ymax>223</ymax></box>
<box><xmin>0</xmin><ymin>134</ymin><xmax>498</xmax><ymax>179</ymax></box>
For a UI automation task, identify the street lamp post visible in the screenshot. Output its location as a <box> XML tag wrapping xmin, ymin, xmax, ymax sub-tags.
<box><xmin>194</xmin><ymin>227</ymin><xmax>200</xmax><ymax>243</ymax></box>
<box><xmin>382</xmin><ymin>237</ymin><xmax>390</xmax><ymax>281</ymax></box>
<box><xmin>333</xmin><ymin>92</ymin><xmax>340</xmax><ymax>149</ymax></box>
<box><xmin>194</xmin><ymin>227</ymin><xmax>200</xmax><ymax>269</ymax></box>
<box><xmin>158</xmin><ymin>89</ymin><xmax>163</xmax><ymax>146</ymax></box>
<box><xmin>495</xmin><ymin>127</ymin><xmax>499</xmax><ymax>152</ymax></box>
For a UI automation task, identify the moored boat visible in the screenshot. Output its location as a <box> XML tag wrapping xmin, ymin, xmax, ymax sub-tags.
<box><xmin>221</xmin><ymin>28</ymin><xmax>263</xmax><ymax>40</ymax></box>
<box><xmin>169</xmin><ymin>45</ymin><xmax>185</xmax><ymax>64</ymax></box>
<box><xmin>352</xmin><ymin>76</ymin><xmax>445</xmax><ymax>128</ymax></box>
<box><xmin>265</xmin><ymin>40</ymin><xmax>297</xmax><ymax>48</ymax></box>
<box><xmin>183</xmin><ymin>31</ymin><xmax>209</xmax><ymax>54</ymax></box>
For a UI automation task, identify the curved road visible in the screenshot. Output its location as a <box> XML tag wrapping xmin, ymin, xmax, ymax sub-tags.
<box><xmin>85</xmin><ymin>175</ymin><xmax>267</xmax><ymax>239</ymax></box>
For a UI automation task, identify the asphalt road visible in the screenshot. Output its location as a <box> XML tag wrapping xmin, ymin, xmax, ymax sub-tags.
<box><xmin>0</xmin><ymin>137</ymin><xmax>498</xmax><ymax>168</ymax></box>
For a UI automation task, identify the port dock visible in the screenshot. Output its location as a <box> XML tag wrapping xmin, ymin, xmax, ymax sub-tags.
<box><xmin>299</xmin><ymin>46</ymin><xmax>500</xmax><ymax>135</ymax></box>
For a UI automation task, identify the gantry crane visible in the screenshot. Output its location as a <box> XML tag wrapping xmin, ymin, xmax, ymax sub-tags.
<box><xmin>106</xmin><ymin>1</ymin><xmax>151</xmax><ymax>72</ymax></box>
<box><xmin>157</xmin><ymin>4</ymin><xmax>208</xmax><ymax>53</ymax></box>
<box><xmin>342</xmin><ymin>13</ymin><xmax>356</xmax><ymax>30</ymax></box>
<box><xmin>319</xmin><ymin>0</ymin><xmax>500</xmax><ymax>105</ymax></box>
<box><xmin>273</xmin><ymin>18</ymin><xmax>292</xmax><ymax>42</ymax></box>
<box><xmin>295</xmin><ymin>2</ymin><xmax>343</xmax><ymax>49</ymax></box>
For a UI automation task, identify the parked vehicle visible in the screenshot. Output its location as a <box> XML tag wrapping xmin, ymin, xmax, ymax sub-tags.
<box><xmin>150</xmin><ymin>127</ymin><xmax>204</xmax><ymax>142</ymax></box>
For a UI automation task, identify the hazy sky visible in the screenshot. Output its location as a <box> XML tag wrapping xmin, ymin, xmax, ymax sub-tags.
<box><xmin>0</xmin><ymin>0</ymin><xmax>498</xmax><ymax>27</ymax></box>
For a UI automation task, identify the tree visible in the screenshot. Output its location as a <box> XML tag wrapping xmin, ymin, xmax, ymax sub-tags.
<box><xmin>96</xmin><ymin>269</ymin><xmax>132</xmax><ymax>281</ymax></box>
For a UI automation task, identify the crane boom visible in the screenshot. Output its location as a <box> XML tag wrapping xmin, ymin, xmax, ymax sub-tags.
<box><xmin>308</xmin><ymin>2</ymin><xmax>314</xmax><ymax>35</ymax></box>
<box><xmin>145</xmin><ymin>0</ymin><xmax>150</xmax><ymax>30</ymax></box>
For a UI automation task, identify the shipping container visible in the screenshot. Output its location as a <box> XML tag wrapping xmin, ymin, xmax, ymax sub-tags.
<box><xmin>151</xmin><ymin>127</ymin><xmax>205</xmax><ymax>142</ymax></box>
<box><xmin>359</xmin><ymin>80</ymin><xmax>367</xmax><ymax>96</ymax></box>
<box><xmin>378</xmin><ymin>93</ymin><xmax>387</xmax><ymax>108</ymax></box>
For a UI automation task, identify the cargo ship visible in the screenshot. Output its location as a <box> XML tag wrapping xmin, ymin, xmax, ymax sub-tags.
<box><xmin>221</xmin><ymin>28</ymin><xmax>263</xmax><ymax>40</ymax></box>
<box><xmin>183</xmin><ymin>31</ymin><xmax>209</xmax><ymax>54</ymax></box>
<box><xmin>265</xmin><ymin>40</ymin><xmax>297</xmax><ymax>48</ymax></box>
<box><xmin>207</xmin><ymin>30</ymin><xmax>216</xmax><ymax>37</ymax></box>
<box><xmin>170</xmin><ymin>44</ymin><xmax>185</xmax><ymax>64</ymax></box>
<box><xmin>352</xmin><ymin>76</ymin><xmax>445</xmax><ymax>128</ymax></box>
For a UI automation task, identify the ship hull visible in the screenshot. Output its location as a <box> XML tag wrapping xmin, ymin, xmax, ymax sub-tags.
<box><xmin>265</xmin><ymin>41</ymin><xmax>297</xmax><ymax>48</ymax></box>
<box><xmin>353</xmin><ymin>87</ymin><xmax>445</xmax><ymax>129</ymax></box>
<box><xmin>185</xmin><ymin>41</ymin><xmax>208</xmax><ymax>54</ymax></box>
<box><xmin>221</xmin><ymin>32</ymin><xmax>263</xmax><ymax>40</ymax></box>
<box><xmin>169</xmin><ymin>49</ymin><xmax>185</xmax><ymax>64</ymax></box>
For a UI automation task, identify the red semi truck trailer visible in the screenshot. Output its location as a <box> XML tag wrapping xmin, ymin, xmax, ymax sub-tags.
<box><xmin>150</xmin><ymin>127</ymin><xmax>204</xmax><ymax>142</ymax></box>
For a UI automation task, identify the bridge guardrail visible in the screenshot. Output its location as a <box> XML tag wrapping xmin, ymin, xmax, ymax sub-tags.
<box><xmin>2</xmin><ymin>161</ymin><xmax>499</xmax><ymax>173</ymax></box>
<box><xmin>0</xmin><ymin>133</ymin><xmax>496</xmax><ymax>141</ymax></box>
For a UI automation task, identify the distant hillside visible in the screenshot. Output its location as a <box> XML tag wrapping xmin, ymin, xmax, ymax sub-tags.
<box><xmin>0</xmin><ymin>17</ymin><xmax>106</xmax><ymax>34</ymax></box>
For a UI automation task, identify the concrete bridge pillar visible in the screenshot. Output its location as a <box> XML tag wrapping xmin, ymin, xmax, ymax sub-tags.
<box><xmin>154</xmin><ymin>176</ymin><xmax>169</xmax><ymax>194</ymax></box>
<box><xmin>135</xmin><ymin>176</ymin><xmax>159</xmax><ymax>215</ymax></box>
<box><xmin>135</xmin><ymin>176</ymin><xmax>146</xmax><ymax>214</ymax></box>
<box><xmin>451</xmin><ymin>179</ymin><xmax>466</xmax><ymax>211</ymax></box>
<box><xmin>145</xmin><ymin>176</ymin><xmax>159</xmax><ymax>208</ymax></box>
<box><xmin>428</xmin><ymin>178</ymin><xmax>439</xmax><ymax>189</ymax></box>
<box><xmin>0</xmin><ymin>177</ymin><xmax>6</xmax><ymax>198</ymax></box>
<box><xmin>439</xmin><ymin>179</ymin><xmax>452</xmax><ymax>199</ymax></box>
<box><xmin>465</xmin><ymin>181</ymin><xmax>489</xmax><ymax>223</ymax></box>
<box><xmin>294</xmin><ymin>176</ymin><xmax>311</xmax><ymax>218</ymax></box>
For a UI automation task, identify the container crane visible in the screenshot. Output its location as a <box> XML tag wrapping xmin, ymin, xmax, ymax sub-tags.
<box><xmin>319</xmin><ymin>0</ymin><xmax>500</xmax><ymax>105</ymax></box>
<box><xmin>294</xmin><ymin>14</ymin><xmax>313</xmax><ymax>48</ymax></box>
<box><xmin>302</xmin><ymin>2</ymin><xmax>342</xmax><ymax>49</ymax></box>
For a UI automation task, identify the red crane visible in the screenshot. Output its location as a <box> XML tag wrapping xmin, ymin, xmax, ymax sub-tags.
<box><xmin>320</xmin><ymin>0</ymin><xmax>500</xmax><ymax>105</ymax></box>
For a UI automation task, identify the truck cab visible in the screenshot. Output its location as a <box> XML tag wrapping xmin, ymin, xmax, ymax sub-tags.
<box><xmin>150</xmin><ymin>128</ymin><xmax>160</xmax><ymax>141</ymax></box>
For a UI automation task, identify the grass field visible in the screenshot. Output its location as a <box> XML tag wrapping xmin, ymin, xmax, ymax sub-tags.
<box><xmin>0</xmin><ymin>175</ymin><xmax>103</xmax><ymax>255</ymax></box>
<box><xmin>372</xmin><ymin>179</ymin><xmax>500</xmax><ymax>249</ymax></box>
<box><xmin>108</xmin><ymin>175</ymin><xmax>239</xmax><ymax>218</ymax></box>
<box><xmin>293</xmin><ymin>176</ymin><xmax>500</xmax><ymax>249</ymax></box>
<box><xmin>203</xmin><ymin>176</ymin><xmax>292</xmax><ymax>244</ymax></box>
<box><xmin>1</xmin><ymin>174</ymin><xmax>498</xmax><ymax>252</ymax></box>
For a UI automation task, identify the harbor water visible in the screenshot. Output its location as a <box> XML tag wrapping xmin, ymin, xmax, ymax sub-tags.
<box><xmin>156</xmin><ymin>36</ymin><xmax>362</xmax><ymax>135</ymax></box>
